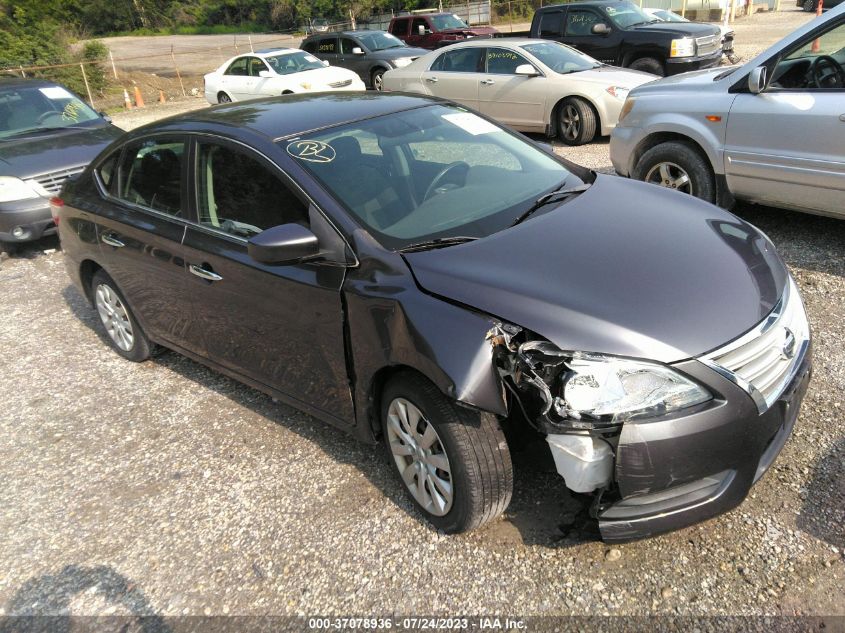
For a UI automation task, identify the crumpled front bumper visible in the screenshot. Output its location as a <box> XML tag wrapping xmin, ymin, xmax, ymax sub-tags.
<box><xmin>597</xmin><ymin>349</ymin><xmax>812</xmax><ymax>542</ymax></box>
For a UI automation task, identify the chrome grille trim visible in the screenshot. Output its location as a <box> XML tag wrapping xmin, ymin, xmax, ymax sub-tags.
<box><xmin>32</xmin><ymin>165</ymin><xmax>86</xmax><ymax>194</ymax></box>
<box><xmin>700</xmin><ymin>277</ymin><xmax>810</xmax><ymax>414</ymax></box>
<box><xmin>695</xmin><ymin>34</ymin><xmax>721</xmax><ymax>56</ymax></box>
<box><xmin>329</xmin><ymin>79</ymin><xmax>353</xmax><ymax>88</ymax></box>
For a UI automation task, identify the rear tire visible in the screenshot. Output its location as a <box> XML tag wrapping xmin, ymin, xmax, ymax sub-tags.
<box><xmin>217</xmin><ymin>92</ymin><xmax>232</xmax><ymax>104</ymax></box>
<box><xmin>381</xmin><ymin>372</ymin><xmax>513</xmax><ymax>533</ymax></box>
<box><xmin>633</xmin><ymin>141</ymin><xmax>716</xmax><ymax>203</ymax></box>
<box><xmin>91</xmin><ymin>270</ymin><xmax>152</xmax><ymax>362</ymax></box>
<box><xmin>557</xmin><ymin>97</ymin><xmax>597</xmax><ymax>146</ymax></box>
<box><xmin>371</xmin><ymin>68</ymin><xmax>386</xmax><ymax>91</ymax></box>
<box><xmin>629</xmin><ymin>56</ymin><xmax>664</xmax><ymax>76</ymax></box>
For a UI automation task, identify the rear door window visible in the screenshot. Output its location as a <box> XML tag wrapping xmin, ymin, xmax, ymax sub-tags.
<box><xmin>430</xmin><ymin>48</ymin><xmax>484</xmax><ymax>72</ymax></box>
<box><xmin>116</xmin><ymin>137</ymin><xmax>185</xmax><ymax>216</ymax></box>
<box><xmin>224</xmin><ymin>57</ymin><xmax>249</xmax><ymax>76</ymax></box>
<box><xmin>538</xmin><ymin>11</ymin><xmax>565</xmax><ymax>37</ymax></box>
<box><xmin>317</xmin><ymin>38</ymin><xmax>338</xmax><ymax>54</ymax></box>
<box><xmin>390</xmin><ymin>18</ymin><xmax>408</xmax><ymax>36</ymax></box>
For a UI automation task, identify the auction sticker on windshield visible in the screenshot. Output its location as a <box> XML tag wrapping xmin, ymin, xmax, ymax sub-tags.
<box><xmin>39</xmin><ymin>86</ymin><xmax>75</xmax><ymax>100</ymax></box>
<box><xmin>442</xmin><ymin>112</ymin><xmax>499</xmax><ymax>136</ymax></box>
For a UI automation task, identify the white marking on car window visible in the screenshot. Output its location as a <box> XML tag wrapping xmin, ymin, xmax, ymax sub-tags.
<box><xmin>441</xmin><ymin>112</ymin><xmax>499</xmax><ymax>136</ymax></box>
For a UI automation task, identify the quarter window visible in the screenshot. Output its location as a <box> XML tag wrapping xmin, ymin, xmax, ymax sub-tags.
<box><xmin>116</xmin><ymin>137</ymin><xmax>185</xmax><ymax>216</ymax></box>
<box><xmin>196</xmin><ymin>142</ymin><xmax>308</xmax><ymax>239</ymax></box>
<box><xmin>225</xmin><ymin>57</ymin><xmax>249</xmax><ymax>76</ymax></box>
<box><xmin>430</xmin><ymin>48</ymin><xmax>484</xmax><ymax>73</ymax></box>
<box><xmin>486</xmin><ymin>48</ymin><xmax>531</xmax><ymax>74</ymax></box>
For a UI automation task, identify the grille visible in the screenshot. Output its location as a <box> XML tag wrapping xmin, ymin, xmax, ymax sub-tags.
<box><xmin>33</xmin><ymin>166</ymin><xmax>85</xmax><ymax>195</ymax></box>
<box><xmin>700</xmin><ymin>277</ymin><xmax>810</xmax><ymax>413</ymax></box>
<box><xmin>696</xmin><ymin>34</ymin><xmax>721</xmax><ymax>56</ymax></box>
<box><xmin>329</xmin><ymin>79</ymin><xmax>353</xmax><ymax>88</ymax></box>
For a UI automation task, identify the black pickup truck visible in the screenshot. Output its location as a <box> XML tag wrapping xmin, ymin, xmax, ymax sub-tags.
<box><xmin>518</xmin><ymin>0</ymin><xmax>723</xmax><ymax>76</ymax></box>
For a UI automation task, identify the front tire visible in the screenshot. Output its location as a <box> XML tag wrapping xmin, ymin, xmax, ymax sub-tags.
<box><xmin>557</xmin><ymin>97</ymin><xmax>597</xmax><ymax>146</ymax></box>
<box><xmin>91</xmin><ymin>270</ymin><xmax>152</xmax><ymax>362</ymax></box>
<box><xmin>629</xmin><ymin>56</ymin><xmax>664</xmax><ymax>76</ymax></box>
<box><xmin>381</xmin><ymin>372</ymin><xmax>513</xmax><ymax>533</ymax></box>
<box><xmin>633</xmin><ymin>141</ymin><xmax>716</xmax><ymax>203</ymax></box>
<box><xmin>802</xmin><ymin>0</ymin><xmax>816</xmax><ymax>11</ymax></box>
<box><xmin>371</xmin><ymin>68</ymin><xmax>386</xmax><ymax>91</ymax></box>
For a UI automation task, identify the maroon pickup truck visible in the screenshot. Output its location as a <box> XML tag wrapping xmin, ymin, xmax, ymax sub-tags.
<box><xmin>387</xmin><ymin>12</ymin><xmax>498</xmax><ymax>49</ymax></box>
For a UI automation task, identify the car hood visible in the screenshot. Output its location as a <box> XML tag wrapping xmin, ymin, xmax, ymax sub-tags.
<box><xmin>632</xmin><ymin>64</ymin><xmax>737</xmax><ymax>94</ymax></box>
<box><xmin>373</xmin><ymin>47</ymin><xmax>430</xmax><ymax>60</ymax></box>
<box><xmin>574</xmin><ymin>65</ymin><xmax>658</xmax><ymax>86</ymax></box>
<box><xmin>403</xmin><ymin>175</ymin><xmax>787</xmax><ymax>363</ymax></box>
<box><xmin>631</xmin><ymin>21</ymin><xmax>720</xmax><ymax>37</ymax></box>
<box><xmin>289</xmin><ymin>65</ymin><xmax>361</xmax><ymax>85</ymax></box>
<box><xmin>0</xmin><ymin>123</ymin><xmax>122</xmax><ymax>179</ymax></box>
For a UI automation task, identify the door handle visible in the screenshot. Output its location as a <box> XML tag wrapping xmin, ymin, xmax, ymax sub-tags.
<box><xmin>425</xmin><ymin>76</ymin><xmax>438</xmax><ymax>83</ymax></box>
<box><xmin>189</xmin><ymin>264</ymin><xmax>223</xmax><ymax>282</ymax></box>
<box><xmin>101</xmin><ymin>233</ymin><xmax>125</xmax><ymax>248</ymax></box>
<box><xmin>480</xmin><ymin>79</ymin><xmax>495</xmax><ymax>85</ymax></box>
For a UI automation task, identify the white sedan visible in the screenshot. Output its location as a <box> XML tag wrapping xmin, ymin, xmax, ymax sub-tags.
<box><xmin>204</xmin><ymin>49</ymin><xmax>365</xmax><ymax>104</ymax></box>
<box><xmin>383</xmin><ymin>39</ymin><xmax>655</xmax><ymax>145</ymax></box>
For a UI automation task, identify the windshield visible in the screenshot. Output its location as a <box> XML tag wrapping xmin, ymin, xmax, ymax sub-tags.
<box><xmin>0</xmin><ymin>84</ymin><xmax>100</xmax><ymax>139</ymax></box>
<box><xmin>265</xmin><ymin>51</ymin><xmax>325</xmax><ymax>75</ymax></box>
<box><xmin>652</xmin><ymin>9</ymin><xmax>687</xmax><ymax>22</ymax></box>
<box><xmin>430</xmin><ymin>14</ymin><xmax>469</xmax><ymax>30</ymax></box>
<box><xmin>357</xmin><ymin>32</ymin><xmax>405</xmax><ymax>51</ymax></box>
<box><xmin>283</xmin><ymin>104</ymin><xmax>587</xmax><ymax>250</ymax></box>
<box><xmin>606</xmin><ymin>2</ymin><xmax>658</xmax><ymax>28</ymax></box>
<box><xmin>521</xmin><ymin>42</ymin><xmax>599</xmax><ymax>73</ymax></box>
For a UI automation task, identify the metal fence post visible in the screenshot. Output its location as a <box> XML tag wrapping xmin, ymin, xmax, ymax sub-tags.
<box><xmin>170</xmin><ymin>46</ymin><xmax>187</xmax><ymax>97</ymax></box>
<box><xmin>108</xmin><ymin>50</ymin><xmax>119</xmax><ymax>80</ymax></box>
<box><xmin>79</xmin><ymin>63</ymin><xmax>95</xmax><ymax>108</ymax></box>
<box><xmin>680</xmin><ymin>0</ymin><xmax>687</xmax><ymax>17</ymax></box>
<box><xmin>19</xmin><ymin>65</ymin><xmax>26</xmax><ymax>78</ymax></box>
<box><xmin>248</xmin><ymin>35</ymin><xmax>254</xmax><ymax>52</ymax></box>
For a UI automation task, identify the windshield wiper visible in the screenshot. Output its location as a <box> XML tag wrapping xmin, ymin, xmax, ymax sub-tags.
<box><xmin>629</xmin><ymin>20</ymin><xmax>659</xmax><ymax>27</ymax></box>
<box><xmin>398</xmin><ymin>236</ymin><xmax>478</xmax><ymax>253</ymax></box>
<box><xmin>510</xmin><ymin>182</ymin><xmax>591</xmax><ymax>227</ymax></box>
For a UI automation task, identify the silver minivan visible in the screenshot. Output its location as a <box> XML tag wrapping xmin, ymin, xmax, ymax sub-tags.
<box><xmin>610</xmin><ymin>4</ymin><xmax>845</xmax><ymax>218</ymax></box>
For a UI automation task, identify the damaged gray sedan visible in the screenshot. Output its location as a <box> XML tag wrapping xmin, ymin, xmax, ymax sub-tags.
<box><xmin>58</xmin><ymin>93</ymin><xmax>811</xmax><ymax>541</ymax></box>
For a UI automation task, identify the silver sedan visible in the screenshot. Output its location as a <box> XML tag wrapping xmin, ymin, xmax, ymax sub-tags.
<box><xmin>383</xmin><ymin>38</ymin><xmax>656</xmax><ymax>145</ymax></box>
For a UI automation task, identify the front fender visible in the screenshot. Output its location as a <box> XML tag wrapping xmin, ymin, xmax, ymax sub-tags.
<box><xmin>343</xmin><ymin>230</ymin><xmax>507</xmax><ymax>441</ymax></box>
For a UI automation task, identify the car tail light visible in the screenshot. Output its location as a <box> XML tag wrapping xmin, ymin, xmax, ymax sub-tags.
<box><xmin>50</xmin><ymin>196</ymin><xmax>64</xmax><ymax>224</ymax></box>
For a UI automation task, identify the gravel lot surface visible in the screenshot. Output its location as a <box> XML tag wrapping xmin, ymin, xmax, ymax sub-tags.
<box><xmin>1</xmin><ymin>7</ymin><xmax>842</xmax><ymax>623</ymax></box>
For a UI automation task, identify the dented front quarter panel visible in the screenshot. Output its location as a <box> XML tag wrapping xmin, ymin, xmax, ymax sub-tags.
<box><xmin>343</xmin><ymin>229</ymin><xmax>507</xmax><ymax>441</ymax></box>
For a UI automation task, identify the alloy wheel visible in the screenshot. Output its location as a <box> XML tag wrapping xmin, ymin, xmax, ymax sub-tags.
<box><xmin>373</xmin><ymin>72</ymin><xmax>384</xmax><ymax>91</ymax></box>
<box><xmin>561</xmin><ymin>105</ymin><xmax>581</xmax><ymax>141</ymax></box>
<box><xmin>386</xmin><ymin>397</ymin><xmax>453</xmax><ymax>516</ymax></box>
<box><xmin>644</xmin><ymin>161</ymin><xmax>694</xmax><ymax>195</ymax></box>
<box><xmin>95</xmin><ymin>283</ymin><xmax>135</xmax><ymax>352</ymax></box>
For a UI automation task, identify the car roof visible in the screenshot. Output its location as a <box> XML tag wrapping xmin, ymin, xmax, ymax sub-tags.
<box><xmin>0</xmin><ymin>77</ymin><xmax>61</xmax><ymax>91</ymax></box>
<box><xmin>539</xmin><ymin>0</ymin><xmax>628</xmax><ymax>8</ymax></box>
<box><xmin>443</xmin><ymin>37</ymin><xmax>551</xmax><ymax>48</ymax></box>
<box><xmin>150</xmin><ymin>92</ymin><xmax>445</xmax><ymax>141</ymax></box>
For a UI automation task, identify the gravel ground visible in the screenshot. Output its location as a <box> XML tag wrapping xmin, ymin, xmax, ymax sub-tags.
<box><xmin>0</xmin><ymin>7</ymin><xmax>842</xmax><ymax>623</ymax></box>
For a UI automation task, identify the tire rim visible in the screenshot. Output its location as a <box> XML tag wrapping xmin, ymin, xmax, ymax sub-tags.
<box><xmin>386</xmin><ymin>397</ymin><xmax>453</xmax><ymax>516</ymax></box>
<box><xmin>95</xmin><ymin>283</ymin><xmax>135</xmax><ymax>352</ymax></box>
<box><xmin>373</xmin><ymin>72</ymin><xmax>384</xmax><ymax>91</ymax></box>
<box><xmin>561</xmin><ymin>105</ymin><xmax>581</xmax><ymax>141</ymax></box>
<box><xmin>218</xmin><ymin>93</ymin><xmax>231</xmax><ymax>103</ymax></box>
<box><xmin>644</xmin><ymin>161</ymin><xmax>694</xmax><ymax>195</ymax></box>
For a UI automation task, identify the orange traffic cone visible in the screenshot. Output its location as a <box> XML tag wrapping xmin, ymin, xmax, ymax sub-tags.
<box><xmin>811</xmin><ymin>0</ymin><xmax>823</xmax><ymax>52</ymax></box>
<box><xmin>123</xmin><ymin>88</ymin><xmax>133</xmax><ymax>109</ymax></box>
<box><xmin>158</xmin><ymin>89</ymin><xmax>166</xmax><ymax>104</ymax></box>
<box><xmin>133</xmin><ymin>85</ymin><xmax>145</xmax><ymax>108</ymax></box>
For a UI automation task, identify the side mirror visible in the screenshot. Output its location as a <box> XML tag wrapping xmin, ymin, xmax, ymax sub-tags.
<box><xmin>322</xmin><ymin>59</ymin><xmax>330</xmax><ymax>67</ymax></box>
<box><xmin>418</xmin><ymin>25</ymin><xmax>426</xmax><ymax>35</ymax></box>
<box><xmin>99</xmin><ymin>111</ymin><xmax>112</xmax><ymax>123</ymax></box>
<box><xmin>748</xmin><ymin>66</ymin><xmax>767</xmax><ymax>94</ymax></box>
<box><xmin>515</xmin><ymin>64</ymin><xmax>539</xmax><ymax>76</ymax></box>
<box><xmin>248</xmin><ymin>223</ymin><xmax>319</xmax><ymax>264</ymax></box>
<box><xmin>258</xmin><ymin>70</ymin><xmax>273</xmax><ymax>78</ymax></box>
<box><xmin>536</xmin><ymin>140</ymin><xmax>555</xmax><ymax>154</ymax></box>
<box><xmin>592</xmin><ymin>23</ymin><xmax>611</xmax><ymax>35</ymax></box>
<box><xmin>352</xmin><ymin>47</ymin><xmax>364</xmax><ymax>55</ymax></box>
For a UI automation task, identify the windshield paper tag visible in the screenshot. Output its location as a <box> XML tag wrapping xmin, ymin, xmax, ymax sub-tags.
<box><xmin>442</xmin><ymin>112</ymin><xmax>499</xmax><ymax>136</ymax></box>
<box><xmin>286</xmin><ymin>139</ymin><xmax>336</xmax><ymax>163</ymax></box>
<box><xmin>39</xmin><ymin>86</ymin><xmax>75</xmax><ymax>100</ymax></box>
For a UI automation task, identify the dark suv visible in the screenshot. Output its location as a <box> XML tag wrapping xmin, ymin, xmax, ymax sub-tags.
<box><xmin>301</xmin><ymin>30</ymin><xmax>428</xmax><ymax>90</ymax></box>
<box><xmin>527</xmin><ymin>0</ymin><xmax>723</xmax><ymax>75</ymax></box>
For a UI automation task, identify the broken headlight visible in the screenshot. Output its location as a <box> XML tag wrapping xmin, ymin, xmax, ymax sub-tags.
<box><xmin>557</xmin><ymin>355</ymin><xmax>711</xmax><ymax>422</ymax></box>
<box><xmin>489</xmin><ymin>323</ymin><xmax>711</xmax><ymax>431</ymax></box>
